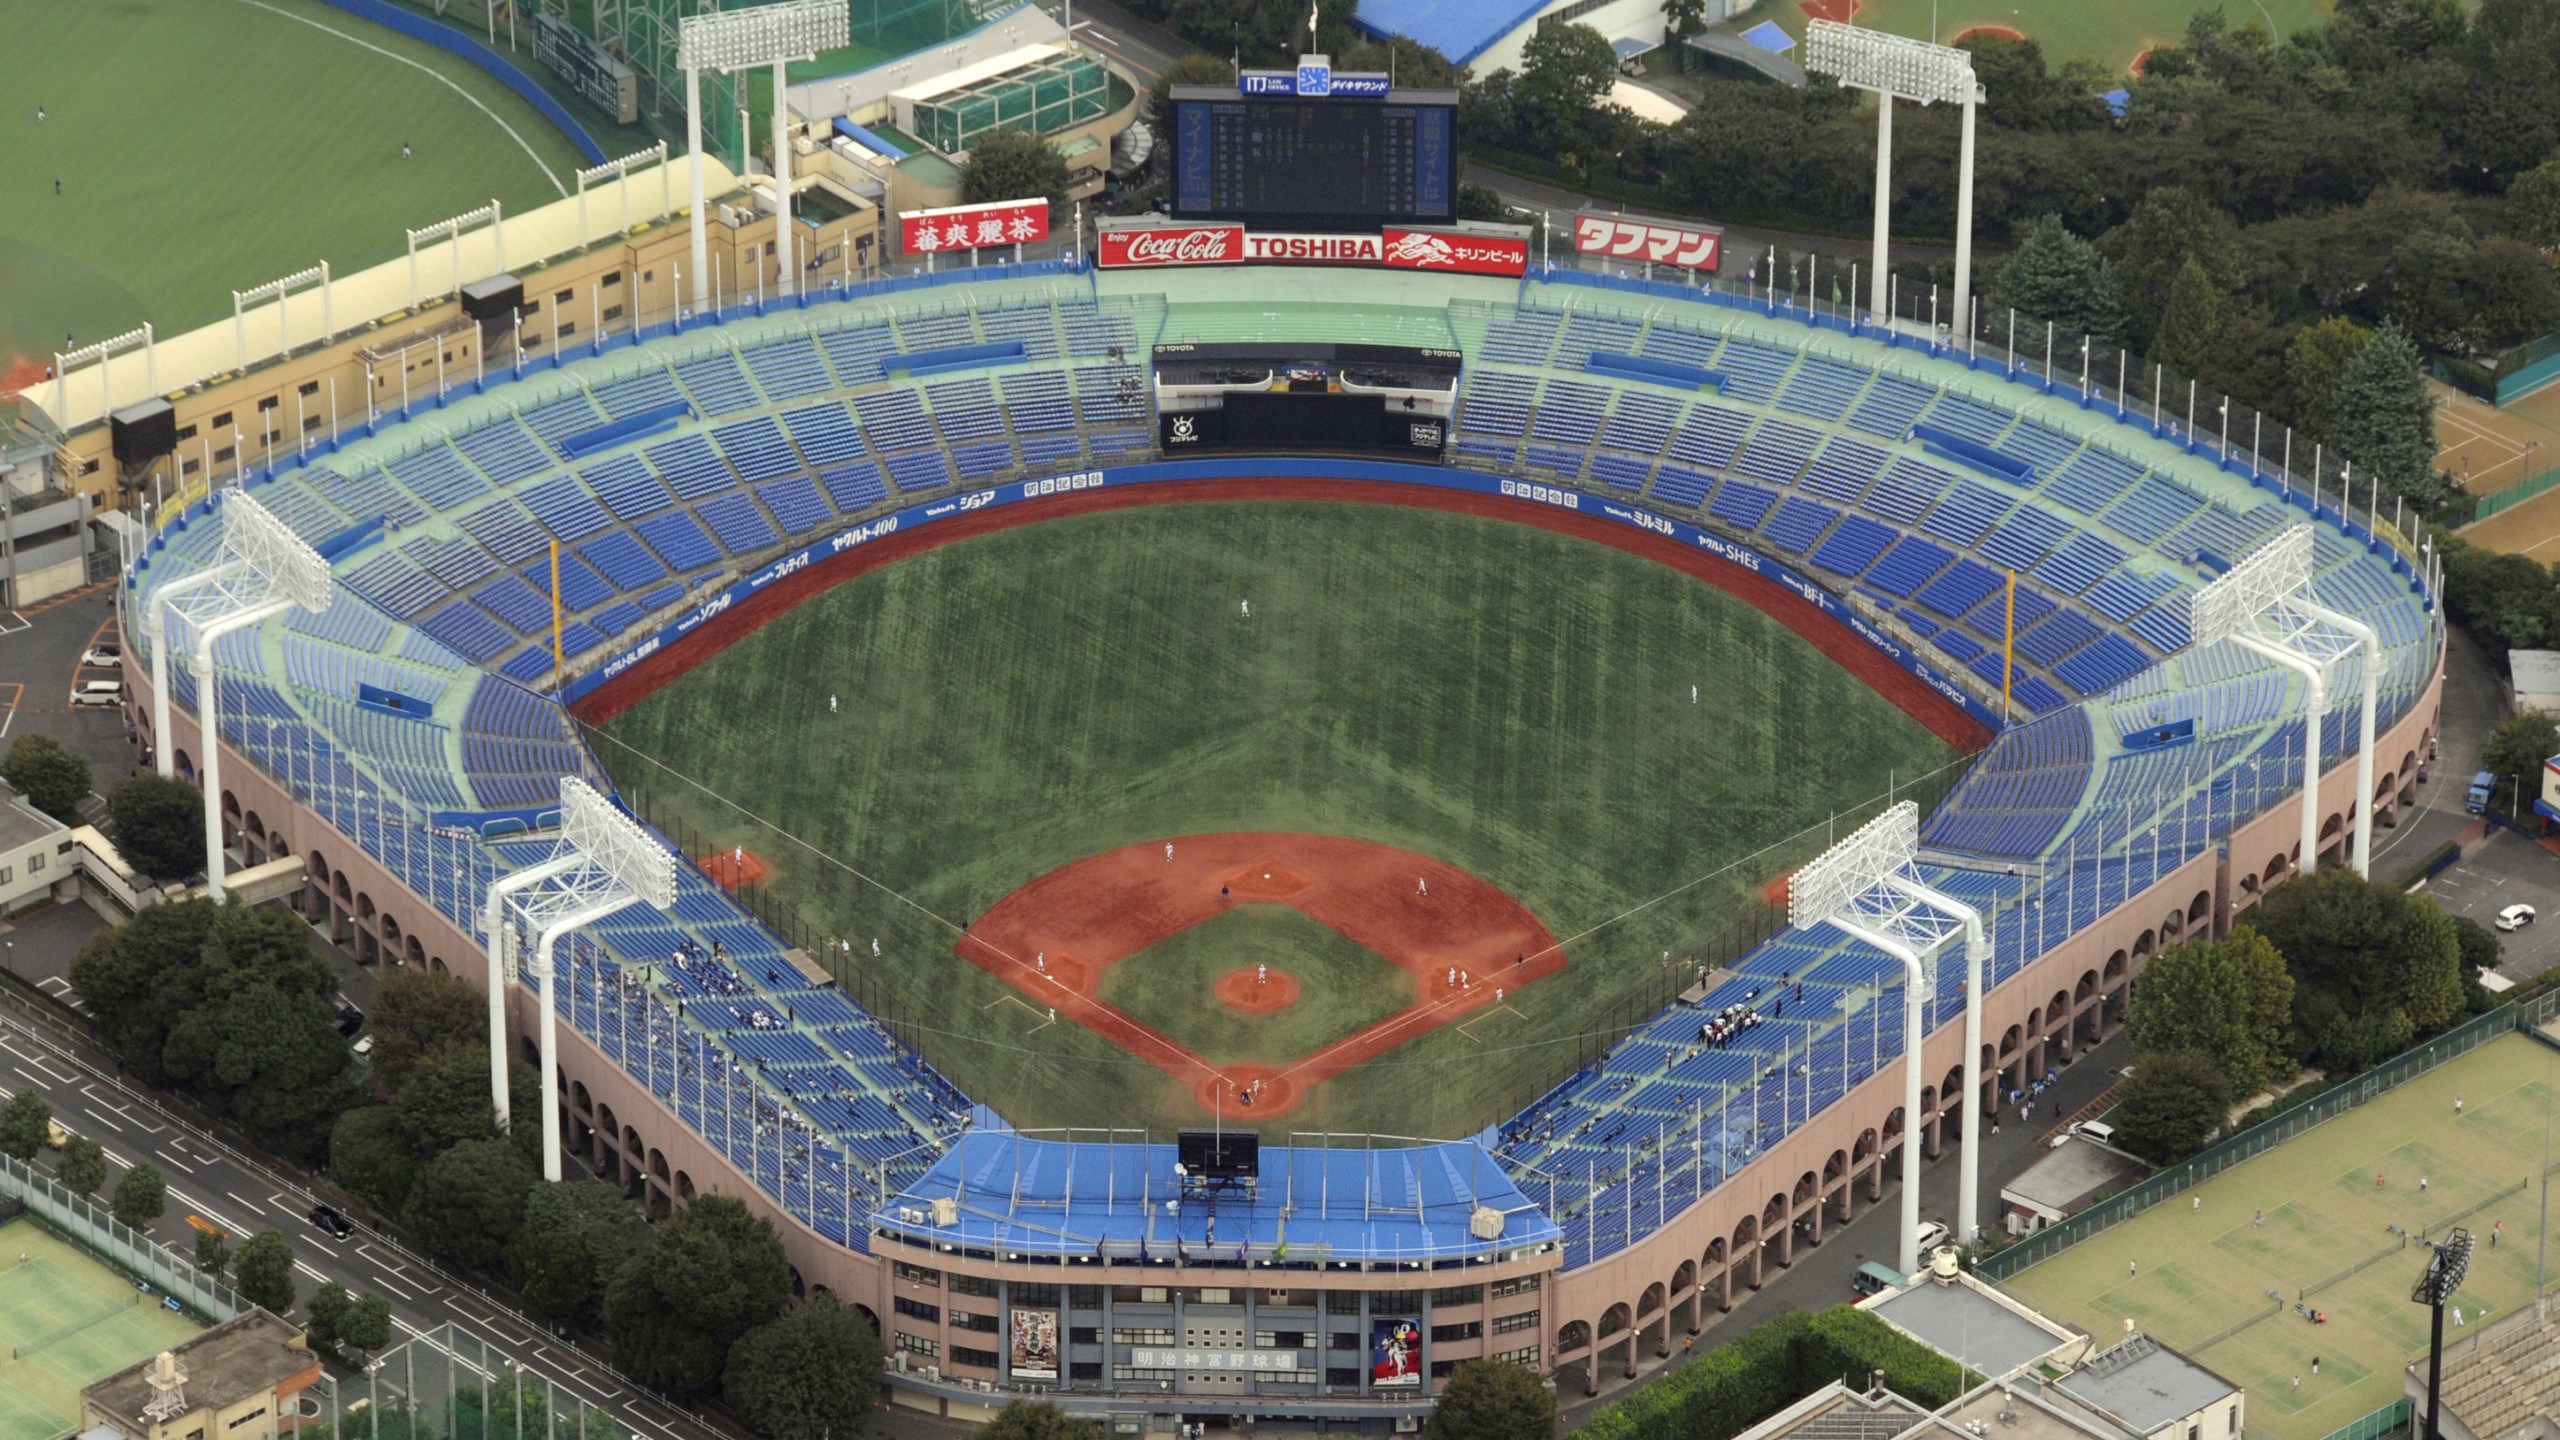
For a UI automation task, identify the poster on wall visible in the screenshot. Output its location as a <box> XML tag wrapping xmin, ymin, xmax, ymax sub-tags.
<box><xmin>1009</xmin><ymin>1310</ymin><xmax>1060</xmax><ymax>1380</ymax></box>
<box><xmin>1371</xmin><ymin>1317</ymin><xmax>1421</xmax><ymax>1387</ymax></box>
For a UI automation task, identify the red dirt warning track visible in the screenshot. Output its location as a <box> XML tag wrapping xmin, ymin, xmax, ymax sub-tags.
<box><xmin>958</xmin><ymin>833</ymin><xmax>1563</xmax><ymax>1118</ymax></box>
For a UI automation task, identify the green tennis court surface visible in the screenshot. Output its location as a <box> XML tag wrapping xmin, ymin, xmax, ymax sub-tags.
<box><xmin>1769</xmin><ymin>0</ymin><xmax>2333</xmax><ymax>74</ymax></box>
<box><xmin>0</xmin><ymin>0</ymin><xmax>590</xmax><ymax>383</ymax></box>
<box><xmin>0</xmin><ymin>1220</ymin><xmax>205</xmax><ymax>1440</ymax></box>
<box><xmin>2005</xmin><ymin>1033</ymin><xmax>2560</xmax><ymax>1440</ymax></box>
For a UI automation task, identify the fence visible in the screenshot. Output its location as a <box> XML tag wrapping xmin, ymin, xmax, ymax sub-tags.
<box><xmin>0</xmin><ymin>1150</ymin><xmax>243</xmax><ymax>1322</ymax></box>
<box><xmin>2314</xmin><ymin>1398</ymin><xmax>2412</xmax><ymax>1440</ymax></box>
<box><xmin>2497</xmin><ymin>333</ymin><xmax>2560</xmax><ymax>406</ymax></box>
<box><xmin>2467</xmin><ymin>464</ymin><xmax>2560</xmax><ymax>522</ymax></box>
<box><xmin>305</xmin><ymin>1321</ymin><xmax>624</xmax><ymax>1440</ymax></box>
<box><xmin>1978</xmin><ymin>1001</ymin><xmax>2534</xmax><ymax>1281</ymax></box>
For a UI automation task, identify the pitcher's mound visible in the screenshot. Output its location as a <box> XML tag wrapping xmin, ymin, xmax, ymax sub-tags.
<box><xmin>699</xmin><ymin>848</ymin><xmax>771</xmax><ymax>889</ymax></box>
<box><xmin>1225</xmin><ymin>863</ymin><xmax>1311</xmax><ymax>900</ymax></box>
<box><xmin>1216</xmin><ymin>968</ymin><xmax>1300</xmax><ymax>1012</ymax></box>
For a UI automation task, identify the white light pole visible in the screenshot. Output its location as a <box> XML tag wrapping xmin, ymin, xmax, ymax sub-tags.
<box><xmin>1805</xmin><ymin>21</ymin><xmax>1980</xmax><ymax>335</ymax></box>
<box><xmin>678</xmin><ymin>2</ymin><xmax>849</xmax><ymax>312</ymax></box>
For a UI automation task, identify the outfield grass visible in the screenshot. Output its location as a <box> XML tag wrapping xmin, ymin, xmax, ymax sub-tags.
<box><xmin>2004</xmin><ymin>1033</ymin><xmax>2560</xmax><ymax>1440</ymax></box>
<box><xmin>1758</xmin><ymin>0</ymin><xmax>2332</xmax><ymax>73</ymax></box>
<box><xmin>0</xmin><ymin>1219</ymin><xmax>205</xmax><ymax>1440</ymax></box>
<box><xmin>595</xmin><ymin>501</ymin><xmax>1960</xmax><ymax>1139</ymax></box>
<box><xmin>0</xmin><ymin>0</ymin><xmax>591</xmax><ymax>376</ymax></box>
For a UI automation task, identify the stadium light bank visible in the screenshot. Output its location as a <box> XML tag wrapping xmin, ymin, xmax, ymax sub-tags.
<box><xmin>676</xmin><ymin>1</ymin><xmax>851</xmax><ymax>316</ymax></box>
<box><xmin>1804</xmin><ymin>21</ymin><xmax>1981</xmax><ymax>344</ymax></box>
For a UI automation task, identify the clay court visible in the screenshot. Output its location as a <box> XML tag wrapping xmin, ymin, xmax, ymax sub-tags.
<box><xmin>2450</xmin><ymin>379</ymin><xmax>2560</xmax><ymax>559</ymax></box>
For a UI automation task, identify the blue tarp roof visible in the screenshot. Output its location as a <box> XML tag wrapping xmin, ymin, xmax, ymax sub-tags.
<box><xmin>2100</xmin><ymin>88</ymin><xmax>2131</xmax><ymax>117</ymax></box>
<box><xmin>875</xmin><ymin>1132</ymin><xmax>1560</xmax><ymax>1263</ymax></box>
<box><xmin>1741</xmin><ymin>21</ymin><xmax>1797</xmax><ymax>53</ymax></box>
<box><xmin>1350</xmin><ymin>0</ymin><xmax>1550</xmax><ymax>68</ymax></box>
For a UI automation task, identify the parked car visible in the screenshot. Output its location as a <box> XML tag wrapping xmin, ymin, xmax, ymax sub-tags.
<box><xmin>2498</xmin><ymin>903</ymin><xmax>2538</xmax><ymax>933</ymax></box>
<box><xmin>80</xmin><ymin>643</ymin><xmax>122</xmax><ymax>668</ymax></box>
<box><xmin>307</xmin><ymin>1204</ymin><xmax>355</xmax><ymax>1240</ymax></box>
<box><xmin>70</xmin><ymin>679</ymin><xmax>122</xmax><ymax>707</ymax></box>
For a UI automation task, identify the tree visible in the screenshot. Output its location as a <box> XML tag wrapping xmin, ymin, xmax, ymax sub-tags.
<box><xmin>403</xmin><ymin>1138</ymin><xmax>534</xmax><ymax>1272</ymax></box>
<box><xmin>2511</xmin><ymin>154</ymin><xmax>2560</xmax><ymax>257</ymax></box>
<box><xmin>957</xmin><ymin>127</ymin><xmax>1072</xmax><ymax>216</ymax></box>
<box><xmin>305</xmin><ymin>1279</ymin><xmax>351</xmax><ymax>1350</ymax></box>
<box><xmin>56</xmin><ymin>1133</ymin><xmax>107</xmax><ymax>1197</ymax></box>
<box><xmin>2441</xmin><ymin>538</ymin><xmax>2560</xmax><ymax>654</ymax></box>
<box><xmin>232</xmin><ymin>1228</ymin><xmax>298</xmax><ymax>1316</ymax></box>
<box><xmin>1428</xmin><ymin>1358</ymin><xmax>1558</xmax><ymax>1440</ymax></box>
<box><xmin>605</xmin><ymin>1195</ymin><xmax>792</xmax><ymax>1396</ymax></box>
<box><xmin>341</xmin><ymin>1293</ymin><xmax>393</xmax><ymax>1355</ymax></box>
<box><xmin>2126</xmin><ymin>928</ymin><xmax>2296</xmax><ymax>1094</ymax></box>
<box><xmin>1517</xmin><ymin>23</ymin><xmax>1621</xmax><ymax>152</ymax></box>
<box><xmin>1</xmin><ymin>733</ymin><xmax>91</xmax><ymax>822</ymax></box>
<box><xmin>1457</xmin><ymin>182</ymin><xmax>1508</xmax><ymax>223</ymax></box>
<box><xmin>509</xmin><ymin>1177</ymin><xmax>647</xmax><ymax>1326</ymax></box>
<box><xmin>2115</xmin><ymin>1051</ymin><xmax>2233</xmax><ymax>1162</ymax></box>
<box><xmin>394</xmin><ymin>1045</ymin><xmax>508</xmax><ymax>1158</ymax></box>
<box><xmin>2325</xmin><ymin>321</ymin><xmax>2445</xmax><ymax>508</ymax></box>
<box><xmin>367</xmin><ymin>967</ymin><xmax>489</xmax><ymax>1093</ymax></box>
<box><xmin>2282</xmin><ymin>317</ymin><xmax>2372</xmax><ymax>441</ymax></box>
<box><xmin>722</xmin><ymin>1294</ymin><xmax>886</xmax><ymax>1440</ymax></box>
<box><xmin>2251</xmin><ymin>867</ymin><xmax>2467</xmax><ymax>1068</ymax></box>
<box><xmin>0</xmin><ymin>1089</ymin><xmax>52</xmax><ymax>1160</ymax></box>
<box><xmin>194</xmin><ymin>1225</ymin><xmax>232</xmax><ymax>1278</ymax></box>
<box><xmin>1986</xmin><ymin>215</ymin><xmax>2128</xmax><ymax>342</ymax></box>
<box><xmin>107</xmin><ymin>772</ymin><xmax>206</xmax><ymax>881</ymax></box>
<box><xmin>111</xmin><ymin>1162</ymin><xmax>166</xmax><ymax>1229</ymax></box>
<box><xmin>1663</xmin><ymin>0</ymin><xmax>1708</xmax><ymax>38</ymax></box>
<box><xmin>2153</xmin><ymin>257</ymin><xmax>2225</xmax><ymax>378</ymax></box>
<box><xmin>329</xmin><ymin>1104</ymin><xmax>423</xmax><ymax>1212</ymax></box>
<box><xmin>2472</xmin><ymin>235</ymin><xmax>2560</xmax><ymax>350</ymax></box>
<box><xmin>2106</xmin><ymin>186</ymin><xmax>2242</xmax><ymax>347</ymax></box>
<box><xmin>2483</xmin><ymin>708</ymin><xmax>2560</xmax><ymax>813</ymax></box>
<box><xmin>977</xmin><ymin>1403</ymin><xmax>1106</xmax><ymax>1440</ymax></box>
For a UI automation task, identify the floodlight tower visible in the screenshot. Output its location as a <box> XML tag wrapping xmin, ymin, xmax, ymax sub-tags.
<box><xmin>2413</xmin><ymin>1227</ymin><xmax>2475</xmax><ymax>1440</ymax></box>
<box><xmin>482</xmin><ymin>778</ymin><xmax>678</xmax><ymax>1180</ymax></box>
<box><xmin>2187</xmin><ymin>525</ymin><xmax>2383</xmax><ymax>876</ymax></box>
<box><xmin>676</xmin><ymin>2</ymin><xmax>852</xmax><ymax>313</ymax></box>
<box><xmin>1803</xmin><ymin>20</ymin><xmax>1981</xmax><ymax>336</ymax></box>
<box><xmin>143</xmin><ymin>492</ymin><xmax>334</xmax><ymax>901</ymax></box>
<box><xmin>1789</xmin><ymin>801</ymin><xmax>1988</xmax><ymax>1274</ymax></box>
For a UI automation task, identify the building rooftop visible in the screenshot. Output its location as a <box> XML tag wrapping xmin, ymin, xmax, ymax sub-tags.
<box><xmin>1869</xmin><ymin>1275</ymin><xmax>2078</xmax><ymax>1378</ymax></box>
<box><xmin>86</xmin><ymin>1312</ymin><xmax>313</xmax><ymax>1430</ymax></box>
<box><xmin>1350</xmin><ymin>0</ymin><xmax>1548</xmax><ymax>67</ymax></box>
<box><xmin>2002</xmin><ymin>1137</ymin><xmax>2152</xmax><ymax>1216</ymax></box>
<box><xmin>0</xmin><ymin>779</ymin><xmax>67</xmax><ymax>853</ymax></box>
<box><xmin>2054</xmin><ymin>1334</ymin><xmax>2239</xmax><ymax>1437</ymax></box>
<box><xmin>2512</xmin><ymin>648</ymin><xmax>2560</xmax><ymax>698</ymax></box>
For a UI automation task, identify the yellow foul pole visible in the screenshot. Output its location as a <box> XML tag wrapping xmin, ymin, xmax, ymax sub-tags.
<box><xmin>2002</xmin><ymin>568</ymin><xmax>2016</xmax><ymax>724</ymax></box>
<box><xmin>551</xmin><ymin>539</ymin><xmax>565</xmax><ymax>684</ymax></box>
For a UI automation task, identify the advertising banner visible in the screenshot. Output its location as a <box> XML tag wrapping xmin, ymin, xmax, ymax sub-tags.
<box><xmin>1097</xmin><ymin>225</ymin><xmax>1247</xmax><ymax>268</ymax></box>
<box><xmin>1573</xmin><ymin>212</ymin><xmax>1722</xmax><ymax>271</ymax></box>
<box><xmin>1097</xmin><ymin>225</ymin><xmax>1524</xmax><ymax>277</ymax></box>
<box><xmin>901</xmin><ymin>199</ymin><xmax>1050</xmax><ymax>255</ymax></box>
<box><xmin>1371</xmin><ymin>1317</ymin><xmax>1421</xmax><ymax>1387</ymax></box>
<box><xmin>1009</xmin><ymin>1309</ymin><xmax>1059</xmax><ymax>1379</ymax></box>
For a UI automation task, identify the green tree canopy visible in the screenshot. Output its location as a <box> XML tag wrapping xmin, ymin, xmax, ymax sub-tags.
<box><xmin>2281</xmin><ymin>317</ymin><xmax>2372</xmax><ymax>442</ymax></box>
<box><xmin>2484</xmin><ymin>708</ymin><xmax>2560</xmax><ymax>814</ymax></box>
<box><xmin>1987</xmin><ymin>215</ymin><xmax>2129</xmax><ymax>342</ymax></box>
<box><xmin>393</xmin><ymin>1045</ymin><xmax>508</xmax><ymax>1158</ymax></box>
<box><xmin>2510</xmin><ymin>153</ymin><xmax>2560</xmax><ymax>255</ymax></box>
<box><xmin>722</xmin><ymin>1294</ymin><xmax>886</xmax><ymax>1440</ymax></box>
<box><xmin>107</xmin><ymin>772</ymin><xmax>206</xmax><ymax>881</ymax></box>
<box><xmin>605</xmin><ymin>1195</ymin><xmax>792</xmax><ymax>1396</ymax></box>
<box><xmin>57</xmin><ymin>1133</ymin><xmax>108</xmax><ymax>1197</ymax></box>
<box><xmin>1428</xmin><ymin>1358</ymin><xmax>1558</xmax><ymax>1440</ymax></box>
<box><xmin>2250</xmin><ymin>867</ymin><xmax>2466</xmax><ymax>1069</ymax></box>
<box><xmin>403</xmin><ymin>1138</ymin><xmax>535</xmax><ymax>1272</ymax></box>
<box><xmin>2471</xmin><ymin>235</ymin><xmax>2560</xmax><ymax>349</ymax></box>
<box><xmin>2107</xmin><ymin>185</ymin><xmax>2243</xmax><ymax>346</ymax></box>
<box><xmin>195</xmin><ymin>1226</ymin><xmax>231</xmax><ymax>1278</ymax></box>
<box><xmin>367</xmin><ymin>966</ymin><xmax>489</xmax><ymax>1092</ymax></box>
<box><xmin>2325</xmin><ymin>321</ymin><xmax>2444</xmax><ymax>508</ymax></box>
<box><xmin>509</xmin><ymin>1177</ymin><xmax>647</xmax><ymax>1327</ymax></box>
<box><xmin>2116</xmin><ymin>1051</ymin><xmax>2233</xmax><ymax>1163</ymax></box>
<box><xmin>977</xmin><ymin>1403</ymin><xmax>1106</xmax><ymax>1440</ymax></box>
<box><xmin>2153</xmin><ymin>256</ymin><xmax>2226</xmax><ymax>378</ymax></box>
<box><xmin>329</xmin><ymin>1104</ymin><xmax>423</xmax><ymax>1212</ymax></box>
<box><xmin>232</xmin><ymin>1228</ymin><xmax>298</xmax><ymax>1316</ymax></box>
<box><xmin>111</xmin><ymin>1161</ymin><xmax>166</xmax><ymax>1229</ymax></box>
<box><xmin>2125</xmin><ymin>927</ymin><xmax>2296</xmax><ymax>1094</ymax></box>
<box><xmin>0</xmin><ymin>1089</ymin><xmax>52</xmax><ymax>1161</ymax></box>
<box><xmin>1</xmin><ymin>733</ymin><xmax>91</xmax><ymax>822</ymax></box>
<box><xmin>957</xmin><ymin>127</ymin><xmax>1072</xmax><ymax>217</ymax></box>
<box><xmin>342</xmin><ymin>1292</ymin><xmax>393</xmax><ymax>1355</ymax></box>
<box><xmin>305</xmin><ymin>1279</ymin><xmax>351</xmax><ymax>1350</ymax></box>
<box><xmin>1517</xmin><ymin>23</ymin><xmax>1621</xmax><ymax>151</ymax></box>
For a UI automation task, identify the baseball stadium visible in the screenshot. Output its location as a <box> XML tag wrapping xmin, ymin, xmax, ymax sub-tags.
<box><xmin>18</xmin><ymin>8</ymin><xmax>2447</xmax><ymax>1429</ymax></box>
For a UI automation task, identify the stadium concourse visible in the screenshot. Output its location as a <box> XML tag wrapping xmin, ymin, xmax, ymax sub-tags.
<box><xmin>116</xmin><ymin>256</ymin><xmax>2440</xmax><ymax>1419</ymax></box>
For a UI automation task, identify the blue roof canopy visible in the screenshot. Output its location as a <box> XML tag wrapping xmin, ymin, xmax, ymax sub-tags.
<box><xmin>1351</xmin><ymin>0</ymin><xmax>1551</xmax><ymax>68</ymax></box>
<box><xmin>1741</xmin><ymin>21</ymin><xmax>1797</xmax><ymax>54</ymax></box>
<box><xmin>875</xmin><ymin>1132</ymin><xmax>1560</xmax><ymax>1264</ymax></box>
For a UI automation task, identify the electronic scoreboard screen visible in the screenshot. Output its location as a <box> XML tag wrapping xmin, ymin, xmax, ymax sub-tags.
<box><xmin>1169</xmin><ymin>88</ymin><xmax>1459</xmax><ymax>232</ymax></box>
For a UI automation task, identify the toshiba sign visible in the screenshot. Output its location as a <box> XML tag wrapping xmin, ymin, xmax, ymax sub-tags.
<box><xmin>1572</xmin><ymin>213</ymin><xmax>1722</xmax><ymax>271</ymax></box>
<box><xmin>1098</xmin><ymin>226</ymin><xmax>1525</xmax><ymax>277</ymax></box>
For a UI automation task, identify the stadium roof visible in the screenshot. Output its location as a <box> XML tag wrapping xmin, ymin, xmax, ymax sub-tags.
<box><xmin>874</xmin><ymin>1131</ymin><xmax>1560</xmax><ymax>1263</ymax></box>
<box><xmin>1351</xmin><ymin>0</ymin><xmax>1550</xmax><ymax>68</ymax></box>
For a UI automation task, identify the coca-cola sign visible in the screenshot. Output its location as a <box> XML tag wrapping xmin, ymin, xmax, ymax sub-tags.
<box><xmin>1097</xmin><ymin>226</ymin><xmax>1246</xmax><ymax>268</ymax></box>
<box><xmin>1572</xmin><ymin>213</ymin><xmax>1721</xmax><ymax>271</ymax></box>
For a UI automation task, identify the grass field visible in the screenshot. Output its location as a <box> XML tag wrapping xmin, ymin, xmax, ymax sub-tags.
<box><xmin>2004</xmin><ymin>1033</ymin><xmax>2560</xmax><ymax>1440</ymax></box>
<box><xmin>594</xmin><ymin>501</ymin><xmax>1960</xmax><ymax>1139</ymax></box>
<box><xmin>1100</xmin><ymin>907</ymin><xmax>1416</xmax><ymax>1066</ymax></box>
<box><xmin>0</xmin><ymin>1219</ymin><xmax>206</xmax><ymax>1440</ymax></box>
<box><xmin>0</xmin><ymin>0</ymin><xmax>590</xmax><ymax>380</ymax></box>
<box><xmin>1767</xmin><ymin>0</ymin><xmax>2333</xmax><ymax>74</ymax></box>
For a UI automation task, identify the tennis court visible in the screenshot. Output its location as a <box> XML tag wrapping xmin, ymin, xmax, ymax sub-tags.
<box><xmin>0</xmin><ymin>1219</ymin><xmax>204</xmax><ymax>1440</ymax></box>
<box><xmin>2004</xmin><ymin>1033</ymin><xmax>2560</xmax><ymax>1440</ymax></box>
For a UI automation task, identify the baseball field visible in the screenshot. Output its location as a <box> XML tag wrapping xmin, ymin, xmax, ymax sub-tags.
<box><xmin>2004</xmin><ymin>1032</ymin><xmax>2560</xmax><ymax>1440</ymax></box>
<box><xmin>1780</xmin><ymin>0</ymin><xmax>2333</xmax><ymax>74</ymax></box>
<box><xmin>0</xmin><ymin>0</ymin><xmax>591</xmax><ymax>392</ymax></box>
<box><xmin>591</xmin><ymin>498</ymin><xmax>1963</xmax><ymax>1140</ymax></box>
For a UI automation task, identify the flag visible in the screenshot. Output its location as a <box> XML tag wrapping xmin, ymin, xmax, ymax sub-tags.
<box><xmin>1273</xmin><ymin>1239</ymin><xmax>1287</xmax><ymax>1262</ymax></box>
<box><xmin>1309</xmin><ymin>3</ymin><xmax>1319</xmax><ymax>42</ymax></box>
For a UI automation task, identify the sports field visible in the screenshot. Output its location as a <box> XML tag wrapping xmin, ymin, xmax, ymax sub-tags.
<box><xmin>2004</xmin><ymin>1033</ymin><xmax>2560</xmax><ymax>1440</ymax></box>
<box><xmin>593</xmin><ymin>500</ymin><xmax>1961</xmax><ymax>1138</ymax></box>
<box><xmin>0</xmin><ymin>0</ymin><xmax>590</xmax><ymax>388</ymax></box>
<box><xmin>2451</xmin><ymin>380</ymin><xmax>2560</xmax><ymax>561</ymax></box>
<box><xmin>0</xmin><ymin>1219</ymin><xmax>205</xmax><ymax>1440</ymax></box>
<box><xmin>1778</xmin><ymin>0</ymin><xmax>2332</xmax><ymax>74</ymax></box>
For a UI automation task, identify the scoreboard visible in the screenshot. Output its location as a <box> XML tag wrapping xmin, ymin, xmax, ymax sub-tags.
<box><xmin>1170</xmin><ymin>87</ymin><xmax>1458</xmax><ymax>233</ymax></box>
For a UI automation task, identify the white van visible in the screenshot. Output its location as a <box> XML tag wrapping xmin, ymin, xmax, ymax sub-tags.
<box><xmin>1914</xmin><ymin>1219</ymin><xmax>1950</xmax><ymax>1254</ymax></box>
<box><xmin>70</xmin><ymin>679</ymin><xmax>122</xmax><ymax>707</ymax></box>
<box><xmin>2072</xmin><ymin>1120</ymin><xmax>2116</xmax><ymax>1147</ymax></box>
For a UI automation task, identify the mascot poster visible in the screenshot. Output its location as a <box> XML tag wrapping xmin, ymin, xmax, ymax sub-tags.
<box><xmin>1371</xmin><ymin>1317</ymin><xmax>1421</xmax><ymax>1387</ymax></box>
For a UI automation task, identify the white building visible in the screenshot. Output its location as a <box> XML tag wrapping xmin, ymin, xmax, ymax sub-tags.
<box><xmin>0</xmin><ymin>779</ymin><xmax>74</xmax><ymax>912</ymax></box>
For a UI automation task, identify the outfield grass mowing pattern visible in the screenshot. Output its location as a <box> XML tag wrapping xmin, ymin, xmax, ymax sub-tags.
<box><xmin>2005</xmin><ymin>1033</ymin><xmax>2560</xmax><ymax>1440</ymax></box>
<box><xmin>597</xmin><ymin>501</ymin><xmax>1959</xmax><ymax>1138</ymax></box>
<box><xmin>0</xmin><ymin>1220</ymin><xmax>204</xmax><ymax>1440</ymax></box>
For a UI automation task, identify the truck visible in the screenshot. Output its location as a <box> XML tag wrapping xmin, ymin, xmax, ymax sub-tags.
<box><xmin>2466</xmin><ymin>771</ymin><xmax>2498</xmax><ymax>814</ymax></box>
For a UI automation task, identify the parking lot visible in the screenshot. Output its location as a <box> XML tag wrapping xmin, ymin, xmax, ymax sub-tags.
<box><xmin>2422</xmin><ymin>828</ymin><xmax>2560</xmax><ymax>981</ymax></box>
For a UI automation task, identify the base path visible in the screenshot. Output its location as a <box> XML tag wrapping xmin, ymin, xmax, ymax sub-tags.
<box><xmin>958</xmin><ymin>833</ymin><xmax>1564</xmax><ymax>1119</ymax></box>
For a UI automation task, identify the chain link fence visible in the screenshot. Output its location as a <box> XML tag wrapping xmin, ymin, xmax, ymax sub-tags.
<box><xmin>0</xmin><ymin>1151</ymin><xmax>243</xmax><ymax>1322</ymax></box>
